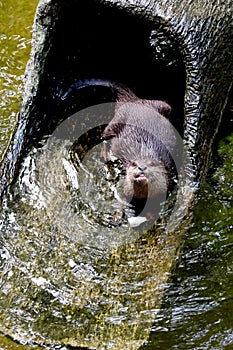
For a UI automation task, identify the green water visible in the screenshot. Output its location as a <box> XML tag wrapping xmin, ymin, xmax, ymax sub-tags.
<box><xmin>0</xmin><ymin>1</ymin><xmax>233</xmax><ymax>349</ymax></box>
<box><xmin>0</xmin><ymin>2</ymin><xmax>40</xmax><ymax>349</ymax></box>
<box><xmin>147</xmin><ymin>133</ymin><xmax>233</xmax><ymax>349</ymax></box>
<box><xmin>0</xmin><ymin>0</ymin><xmax>38</xmax><ymax>160</ymax></box>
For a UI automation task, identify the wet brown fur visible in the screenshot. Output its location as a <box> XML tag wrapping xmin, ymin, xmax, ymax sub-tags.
<box><xmin>102</xmin><ymin>84</ymin><xmax>177</xmax><ymax>209</ymax></box>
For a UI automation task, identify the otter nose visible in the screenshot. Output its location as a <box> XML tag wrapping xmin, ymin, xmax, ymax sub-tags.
<box><xmin>138</xmin><ymin>165</ymin><xmax>147</xmax><ymax>172</ymax></box>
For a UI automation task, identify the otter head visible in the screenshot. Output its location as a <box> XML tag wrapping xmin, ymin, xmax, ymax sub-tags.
<box><xmin>123</xmin><ymin>158</ymin><xmax>168</xmax><ymax>199</ymax></box>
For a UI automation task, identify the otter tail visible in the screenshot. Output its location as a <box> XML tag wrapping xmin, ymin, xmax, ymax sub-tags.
<box><xmin>61</xmin><ymin>78</ymin><xmax>137</xmax><ymax>102</ymax></box>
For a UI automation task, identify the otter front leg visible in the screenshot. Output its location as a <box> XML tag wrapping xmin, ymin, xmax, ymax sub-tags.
<box><xmin>100</xmin><ymin>141</ymin><xmax>112</xmax><ymax>162</ymax></box>
<box><xmin>111</xmin><ymin>203</ymin><xmax>125</xmax><ymax>226</ymax></box>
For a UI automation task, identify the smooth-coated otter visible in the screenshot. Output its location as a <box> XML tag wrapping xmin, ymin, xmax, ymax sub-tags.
<box><xmin>63</xmin><ymin>79</ymin><xmax>178</xmax><ymax>222</ymax></box>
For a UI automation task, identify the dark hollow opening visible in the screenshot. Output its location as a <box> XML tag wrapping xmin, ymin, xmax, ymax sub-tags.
<box><xmin>30</xmin><ymin>0</ymin><xmax>186</xmax><ymax>147</ymax></box>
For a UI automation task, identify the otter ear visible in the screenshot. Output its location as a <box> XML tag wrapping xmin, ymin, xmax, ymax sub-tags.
<box><xmin>148</xmin><ymin>100</ymin><xmax>172</xmax><ymax>117</ymax></box>
<box><xmin>102</xmin><ymin>122</ymin><xmax>124</xmax><ymax>139</ymax></box>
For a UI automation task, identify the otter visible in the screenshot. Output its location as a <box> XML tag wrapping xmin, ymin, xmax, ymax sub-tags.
<box><xmin>63</xmin><ymin>79</ymin><xmax>178</xmax><ymax>223</ymax></box>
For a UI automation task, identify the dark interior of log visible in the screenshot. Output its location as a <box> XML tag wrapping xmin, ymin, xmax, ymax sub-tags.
<box><xmin>30</xmin><ymin>0</ymin><xmax>186</xmax><ymax>147</ymax></box>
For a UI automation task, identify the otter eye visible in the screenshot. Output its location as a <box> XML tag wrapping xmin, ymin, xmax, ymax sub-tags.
<box><xmin>131</xmin><ymin>162</ymin><xmax>137</xmax><ymax>167</ymax></box>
